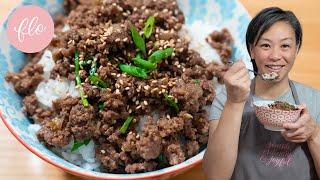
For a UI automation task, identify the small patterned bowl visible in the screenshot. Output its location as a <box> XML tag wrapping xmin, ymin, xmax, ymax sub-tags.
<box><xmin>253</xmin><ymin>100</ymin><xmax>302</xmax><ymax>131</ymax></box>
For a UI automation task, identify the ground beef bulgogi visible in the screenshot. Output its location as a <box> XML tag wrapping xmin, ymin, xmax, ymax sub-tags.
<box><xmin>268</xmin><ymin>101</ymin><xmax>298</xmax><ymax>111</ymax></box>
<box><xmin>6</xmin><ymin>0</ymin><xmax>230</xmax><ymax>173</ymax></box>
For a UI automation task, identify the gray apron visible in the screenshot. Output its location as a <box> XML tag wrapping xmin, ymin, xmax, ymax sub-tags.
<box><xmin>231</xmin><ymin>79</ymin><xmax>318</xmax><ymax>180</ymax></box>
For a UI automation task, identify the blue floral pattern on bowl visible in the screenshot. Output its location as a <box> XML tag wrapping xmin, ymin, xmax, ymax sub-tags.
<box><xmin>0</xmin><ymin>0</ymin><xmax>251</xmax><ymax>179</ymax></box>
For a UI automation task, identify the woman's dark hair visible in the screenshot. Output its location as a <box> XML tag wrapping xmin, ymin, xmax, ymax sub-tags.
<box><xmin>245</xmin><ymin>7</ymin><xmax>302</xmax><ymax>73</ymax></box>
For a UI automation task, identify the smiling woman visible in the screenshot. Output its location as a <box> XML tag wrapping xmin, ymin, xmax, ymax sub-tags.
<box><xmin>204</xmin><ymin>7</ymin><xmax>320</xmax><ymax>180</ymax></box>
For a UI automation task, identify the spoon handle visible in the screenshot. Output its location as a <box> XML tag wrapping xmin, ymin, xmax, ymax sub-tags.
<box><xmin>228</xmin><ymin>61</ymin><xmax>262</xmax><ymax>77</ymax></box>
<box><xmin>247</xmin><ymin>69</ymin><xmax>260</xmax><ymax>76</ymax></box>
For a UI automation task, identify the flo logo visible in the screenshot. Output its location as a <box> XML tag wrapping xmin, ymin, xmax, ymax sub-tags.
<box><xmin>6</xmin><ymin>5</ymin><xmax>54</xmax><ymax>53</ymax></box>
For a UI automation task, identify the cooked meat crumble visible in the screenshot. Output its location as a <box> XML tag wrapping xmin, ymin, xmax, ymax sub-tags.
<box><xmin>6</xmin><ymin>0</ymin><xmax>232</xmax><ymax>173</ymax></box>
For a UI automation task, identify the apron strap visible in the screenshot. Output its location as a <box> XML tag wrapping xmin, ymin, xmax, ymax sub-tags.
<box><xmin>289</xmin><ymin>80</ymin><xmax>300</xmax><ymax>105</ymax></box>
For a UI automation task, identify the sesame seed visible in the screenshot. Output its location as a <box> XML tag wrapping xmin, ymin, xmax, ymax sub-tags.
<box><xmin>117</xmin><ymin>6</ymin><xmax>123</xmax><ymax>11</ymax></box>
<box><xmin>119</xmin><ymin>79</ymin><xmax>124</xmax><ymax>85</ymax></box>
<box><xmin>151</xmin><ymin>88</ymin><xmax>158</xmax><ymax>93</ymax></box>
<box><xmin>135</xmin><ymin>100</ymin><xmax>140</xmax><ymax>105</ymax></box>
<box><xmin>167</xmin><ymin>115</ymin><xmax>170</xmax><ymax>119</ymax></box>
<box><xmin>136</xmin><ymin>105</ymin><xmax>142</xmax><ymax>109</ymax></box>
<box><xmin>143</xmin><ymin>100</ymin><xmax>148</xmax><ymax>105</ymax></box>
<box><xmin>144</xmin><ymin>85</ymin><xmax>150</xmax><ymax>90</ymax></box>
<box><xmin>115</xmin><ymin>89</ymin><xmax>120</xmax><ymax>94</ymax></box>
<box><xmin>101</xmin><ymin>150</ymin><xmax>106</xmax><ymax>154</ymax></box>
<box><xmin>125</xmin><ymin>87</ymin><xmax>130</xmax><ymax>90</ymax></box>
<box><xmin>148</xmin><ymin>49</ymin><xmax>153</xmax><ymax>55</ymax></box>
<box><xmin>129</xmin><ymin>109</ymin><xmax>132</xmax><ymax>113</ymax></box>
<box><xmin>115</xmin><ymin>38</ymin><xmax>120</xmax><ymax>42</ymax></box>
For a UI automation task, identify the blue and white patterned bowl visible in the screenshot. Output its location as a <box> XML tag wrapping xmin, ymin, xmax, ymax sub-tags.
<box><xmin>0</xmin><ymin>0</ymin><xmax>251</xmax><ymax>179</ymax></box>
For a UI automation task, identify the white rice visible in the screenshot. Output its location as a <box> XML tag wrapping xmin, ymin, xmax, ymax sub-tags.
<box><xmin>35</xmin><ymin>79</ymin><xmax>79</xmax><ymax>108</ymax></box>
<box><xmin>37</xmin><ymin>49</ymin><xmax>55</xmax><ymax>80</ymax></box>
<box><xmin>53</xmin><ymin>139</ymin><xmax>101</xmax><ymax>171</ymax></box>
<box><xmin>36</xmin><ymin>49</ymin><xmax>79</xmax><ymax>108</ymax></box>
<box><xmin>29</xmin><ymin>19</ymin><xmax>224</xmax><ymax>172</ymax></box>
<box><xmin>179</xmin><ymin>20</ymin><xmax>221</xmax><ymax>64</ymax></box>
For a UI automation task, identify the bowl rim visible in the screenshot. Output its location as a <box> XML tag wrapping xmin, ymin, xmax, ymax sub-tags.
<box><xmin>0</xmin><ymin>110</ymin><xmax>203</xmax><ymax>179</ymax></box>
<box><xmin>253</xmin><ymin>100</ymin><xmax>299</xmax><ymax>110</ymax></box>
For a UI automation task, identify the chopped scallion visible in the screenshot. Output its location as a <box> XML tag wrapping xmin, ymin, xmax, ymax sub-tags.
<box><xmin>164</xmin><ymin>92</ymin><xmax>179</xmax><ymax>112</ymax></box>
<box><xmin>75</xmin><ymin>50</ymin><xmax>89</xmax><ymax>107</ymax></box>
<box><xmin>71</xmin><ymin>139</ymin><xmax>90</xmax><ymax>152</ymax></box>
<box><xmin>148</xmin><ymin>48</ymin><xmax>174</xmax><ymax>64</ymax></box>
<box><xmin>119</xmin><ymin>64</ymin><xmax>148</xmax><ymax>79</ymax></box>
<box><xmin>143</xmin><ymin>16</ymin><xmax>155</xmax><ymax>39</ymax></box>
<box><xmin>89</xmin><ymin>75</ymin><xmax>108</xmax><ymax>88</ymax></box>
<box><xmin>119</xmin><ymin>116</ymin><xmax>134</xmax><ymax>134</ymax></box>
<box><xmin>130</xmin><ymin>26</ymin><xmax>146</xmax><ymax>57</ymax></box>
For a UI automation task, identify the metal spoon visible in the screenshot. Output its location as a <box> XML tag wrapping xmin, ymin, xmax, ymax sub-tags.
<box><xmin>227</xmin><ymin>61</ymin><xmax>279</xmax><ymax>81</ymax></box>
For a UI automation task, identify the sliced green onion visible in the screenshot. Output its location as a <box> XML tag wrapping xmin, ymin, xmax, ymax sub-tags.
<box><xmin>130</xmin><ymin>26</ymin><xmax>146</xmax><ymax>56</ymax></box>
<box><xmin>79</xmin><ymin>59</ymin><xmax>92</xmax><ymax>66</ymax></box>
<box><xmin>98</xmin><ymin>103</ymin><xmax>105</xmax><ymax>111</ymax></box>
<box><xmin>164</xmin><ymin>92</ymin><xmax>179</xmax><ymax>112</ymax></box>
<box><xmin>75</xmin><ymin>50</ymin><xmax>89</xmax><ymax>107</ymax></box>
<box><xmin>119</xmin><ymin>116</ymin><xmax>134</xmax><ymax>134</ymax></box>
<box><xmin>71</xmin><ymin>139</ymin><xmax>90</xmax><ymax>152</ymax></box>
<box><xmin>89</xmin><ymin>75</ymin><xmax>108</xmax><ymax>88</ymax></box>
<box><xmin>193</xmin><ymin>79</ymin><xmax>200</xmax><ymax>85</ymax></box>
<box><xmin>89</xmin><ymin>61</ymin><xmax>97</xmax><ymax>76</ymax></box>
<box><xmin>143</xmin><ymin>16</ymin><xmax>155</xmax><ymax>39</ymax></box>
<box><xmin>148</xmin><ymin>48</ymin><xmax>174</xmax><ymax>64</ymax></box>
<box><xmin>119</xmin><ymin>64</ymin><xmax>148</xmax><ymax>79</ymax></box>
<box><xmin>133</xmin><ymin>56</ymin><xmax>157</xmax><ymax>70</ymax></box>
<box><xmin>157</xmin><ymin>153</ymin><xmax>168</xmax><ymax>164</ymax></box>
